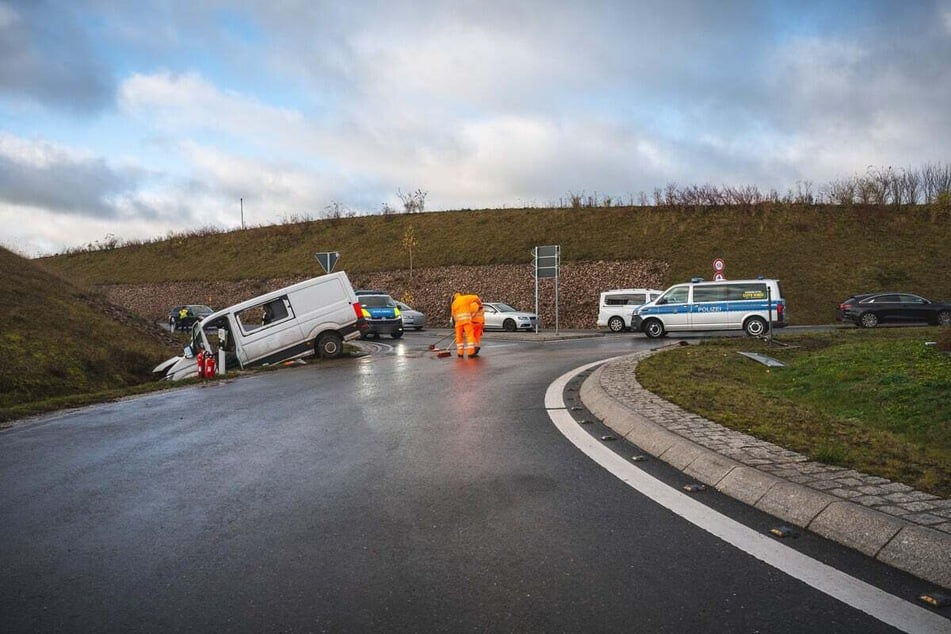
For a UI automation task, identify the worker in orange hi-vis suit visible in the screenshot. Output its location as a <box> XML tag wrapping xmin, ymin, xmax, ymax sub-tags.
<box><xmin>470</xmin><ymin>295</ymin><xmax>485</xmax><ymax>357</ymax></box>
<box><xmin>451</xmin><ymin>292</ymin><xmax>478</xmax><ymax>358</ymax></box>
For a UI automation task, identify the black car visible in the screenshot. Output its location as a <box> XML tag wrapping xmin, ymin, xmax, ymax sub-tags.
<box><xmin>837</xmin><ymin>293</ymin><xmax>951</xmax><ymax>328</ymax></box>
<box><xmin>169</xmin><ymin>304</ymin><xmax>214</xmax><ymax>331</ymax></box>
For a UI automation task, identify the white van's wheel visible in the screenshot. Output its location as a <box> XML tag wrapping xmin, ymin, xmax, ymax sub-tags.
<box><xmin>743</xmin><ymin>316</ymin><xmax>767</xmax><ymax>337</ymax></box>
<box><xmin>643</xmin><ymin>319</ymin><xmax>665</xmax><ymax>339</ymax></box>
<box><xmin>317</xmin><ymin>332</ymin><xmax>344</xmax><ymax>359</ymax></box>
<box><xmin>608</xmin><ymin>316</ymin><xmax>625</xmax><ymax>332</ymax></box>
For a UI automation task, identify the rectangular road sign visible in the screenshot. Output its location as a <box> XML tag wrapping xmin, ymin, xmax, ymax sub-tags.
<box><xmin>534</xmin><ymin>245</ymin><xmax>560</xmax><ymax>332</ymax></box>
<box><xmin>535</xmin><ymin>245</ymin><xmax>559</xmax><ymax>278</ymax></box>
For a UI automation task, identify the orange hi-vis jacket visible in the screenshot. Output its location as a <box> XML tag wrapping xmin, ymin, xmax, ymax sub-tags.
<box><xmin>470</xmin><ymin>297</ymin><xmax>484</xmax><ymax>327</ymax></box>
<box><xmin>451</xmin><ymin>293</ymin><xmax>475</xmax><ymax>324</ymax></box>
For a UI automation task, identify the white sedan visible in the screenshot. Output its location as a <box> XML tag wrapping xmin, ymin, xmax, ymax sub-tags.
<box><xmin>482</xmin><ymin>302</ymin><xmax>539</xmax><ymax>331</ymax></box>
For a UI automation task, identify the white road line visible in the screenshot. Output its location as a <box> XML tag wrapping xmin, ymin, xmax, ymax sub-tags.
<box><xmin>546</xmin><ymin>360</ymin><xmax>949</xmax><ymax>634</ymax></box>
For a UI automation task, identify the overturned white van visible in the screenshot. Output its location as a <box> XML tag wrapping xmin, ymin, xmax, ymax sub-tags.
<box><xmin>154</xmin><ymin>272</ymin><xmax>367</xmax><ymax>381</ymax></box>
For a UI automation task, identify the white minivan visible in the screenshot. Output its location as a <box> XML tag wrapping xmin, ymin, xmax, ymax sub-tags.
<box><xmin>631</xmin><ymin>278</ymin><xmax>787</xmax><ymax>338</ymax></box>
<box><xmin>597</xmin><ymin>288</ymin><xmax>664</xmax><ymax>332</ymax></box>
<box><xmin>154</xmin><ymin>272</ymin><xmax>366</xmax><ymax>380</ymax></box>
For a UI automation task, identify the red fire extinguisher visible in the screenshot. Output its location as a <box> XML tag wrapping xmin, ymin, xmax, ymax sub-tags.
<box><xmin>203</xmin><ymin>353</ymin><xmax>216</xmax><ymax>379</ymax></box>
<box><xmin>196</xmin><ymin>350</ymin><xmax>205</xmax><ymax>379</ymax></box>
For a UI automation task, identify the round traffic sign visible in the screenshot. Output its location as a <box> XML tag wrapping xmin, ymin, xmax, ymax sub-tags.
<box><xmin>713</xmin><ymin>258</ymin><xmax>726</xmax><ymax>271</ymax></box>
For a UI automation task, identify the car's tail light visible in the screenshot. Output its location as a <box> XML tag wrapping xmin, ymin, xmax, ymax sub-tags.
<box><xmin>777</xmin><ymin>302</ymin><xmax>784</xmax><ymax>320</ymax></box>
<box><xmin>353</xmin><ymin>302</ymin><xmax>364</xmax><ymax>320</ymax></box>
<box><xmin>839</xmin><ymin>303</ymin><xmax>852</xmax><ymax>310</ymax></box>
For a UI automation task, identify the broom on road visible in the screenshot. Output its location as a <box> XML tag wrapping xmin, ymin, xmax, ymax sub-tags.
<box><xmin>428</xmin><ymin>332</ymin><xmax>455</xmax><ymax>358</ymax></box>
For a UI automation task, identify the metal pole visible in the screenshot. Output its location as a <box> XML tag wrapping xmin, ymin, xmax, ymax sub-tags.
<box><xmin>554</xmin><ymin>246</ymin><xmax>560</xmax><ymax>335</ymax></box>
<box><xmin>240</xmin><ymin>198</ymin><xmax>245</xmax><ymax>229</ymax></box>
<box><xmin>534</xmin><ymin>248</ymin><xmax>539</xmax><ymax>333</ymax></box>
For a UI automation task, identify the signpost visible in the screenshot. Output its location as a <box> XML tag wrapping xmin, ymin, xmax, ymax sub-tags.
<box><xmin>534</xmin><ymin>245</ymin><xmax>560</xmax><ymax>333</ymax></box>
<box><xmin>315</xmin><ymin>251</ymin><xmax>340</xmax><ymax>274</ymax></box>
<box><xmin>713</xmin><ymin>257</ymin><xmax>726</xmax><ymax>281</ymax></box>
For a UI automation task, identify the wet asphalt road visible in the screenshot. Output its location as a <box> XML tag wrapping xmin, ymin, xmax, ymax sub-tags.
<box><xmin>0</xmin><ymin>332</ymin><xmax>923</xmax><ymax>632</ymax></box>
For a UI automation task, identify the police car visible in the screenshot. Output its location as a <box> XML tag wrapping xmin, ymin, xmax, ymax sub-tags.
<box><xmin>357</xmin><ymin>293</ymin><xmax>404</xmax><ymax>339</ymax></box>
<box><xmin>631</xmin><ymin>278</ymin><xmax>787</xmax><ymax>338</ymax></box>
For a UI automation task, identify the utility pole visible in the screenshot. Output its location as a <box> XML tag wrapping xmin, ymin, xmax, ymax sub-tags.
<box><xmin>240</xmin><ymin>198</ymin><xmax>245</xmax><ymax>229</ymax></box>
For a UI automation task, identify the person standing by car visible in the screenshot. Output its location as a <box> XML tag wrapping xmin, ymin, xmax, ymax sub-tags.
<box><xmin>451</xmin><ymin>292</ymin><xmax>481</xmax><ymax>358</ymax></box>
<box><xmin>178</xmin><ymin>306</ymin><xmax>189</xmax><ymax>330</ymax></box>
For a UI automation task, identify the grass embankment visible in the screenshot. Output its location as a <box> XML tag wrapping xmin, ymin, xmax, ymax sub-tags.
<box><xmin>0</xmin><ymin>247</ymin><xmax>181</xmax><ymax>425</ymax></box>
<box><xmin>40</xmin><ymin>204</ymin><xmax>951</xmax><ymax>326</ymax></box>
<box><xmin>636</xmin><ymin>328</ymin><xmax>951</xmax><ymax>497</ymax></box>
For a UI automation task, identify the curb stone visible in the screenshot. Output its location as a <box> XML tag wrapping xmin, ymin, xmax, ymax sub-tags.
<box><xmin>579</xmin><ymin>350</ymin><xmax>951</xmax><ymax>591</ymax></box>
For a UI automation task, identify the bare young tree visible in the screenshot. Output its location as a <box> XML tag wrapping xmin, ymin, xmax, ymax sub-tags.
<box><xmin>324</xmin><ymin>201</ymin><xmax>345</xmax><ymax>220</ymax></box>
<box><xmin>898</xmin><ymin>168</ymin><xmax>921</xmax><ymax>206</ymax></box>
<box><xmin>826</xmin><ymin>177</ymin><xmax>857</xmax><ymax>206</ymax></box>
<box><xmin>566</xmin><ymin>191</ymin><xmax>585</xmax><ymax>209</ymax></box>
<box><xmin>401</xmin><ymin>224</ymin><xmax>418</xmax><ymax>277</ymax></box>
<box><xmin>397</xmin><ymin>188</ymin><xmax>428</xmax><ymax>213</ymax></box>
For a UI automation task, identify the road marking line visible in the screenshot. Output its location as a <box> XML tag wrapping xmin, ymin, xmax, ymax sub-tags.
<box><xmin>546</xmin><ymin>360</ymin><xmax>949</xmax><ymax>634</ymax></box>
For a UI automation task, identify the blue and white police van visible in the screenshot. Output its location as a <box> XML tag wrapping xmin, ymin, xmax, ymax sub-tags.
<box><xmin>630</xmin><ymin>278</ymin><xmax>787</xmax><ymax>338</ymax></box>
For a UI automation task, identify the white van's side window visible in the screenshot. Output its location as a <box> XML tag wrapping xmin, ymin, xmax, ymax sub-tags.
<box><xmin>604</xmin><ymin>293</ymin><xmax>649</xmax><ymax>306</ymax></box>
<box><xmin>727</xmin><ymin>283</ymin><xmax>767</xmax><ymax>300</ymax></box>
<box><xmin>693</xmin><ymin>286</ymin><xmax>724</xmax><ymax>302</ymax></box>
<box><xmin>236</xmin><ymin>295</ymin><xmax>295</xmax><ymax>334</ymax></box>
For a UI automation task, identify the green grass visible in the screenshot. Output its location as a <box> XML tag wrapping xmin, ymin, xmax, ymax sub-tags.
<box><xmin>0</xmin><ymin>246</ymin><xmax>182</xmax><ymax>423</ymax></box>
<box><xmin>636</xmin><ymin>328</ymin><xmax>951</xmax><ymax>497</ymax></box>
<box><xmin>38</xmin><ymin>204</ymin><xmax>951</xmax><ymax>326</ymax></box>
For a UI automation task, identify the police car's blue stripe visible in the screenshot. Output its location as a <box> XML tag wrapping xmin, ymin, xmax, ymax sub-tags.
<box><xmin>640</xmin><ymin>300</ymin><xmax>782</xmax><ymax>315</ymax></box>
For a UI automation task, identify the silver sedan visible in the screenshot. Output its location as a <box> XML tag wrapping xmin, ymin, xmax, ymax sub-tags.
<box><xmin>395</xmin><ymin>301</ymin><xmax>427</xmax><ymax>330</ymax></box>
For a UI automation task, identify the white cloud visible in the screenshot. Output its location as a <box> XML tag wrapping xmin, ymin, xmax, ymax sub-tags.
<box><xmin>118</xmin><ymin>71</ymin><xmax>306</xmax><ymax>144</ymax></box>
<box><xmin>3</xmin><ymin>1</ymin><xmax>951</xmax><ymax>254</ymax></box>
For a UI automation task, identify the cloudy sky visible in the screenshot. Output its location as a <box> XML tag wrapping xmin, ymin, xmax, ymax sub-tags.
<box><xmin>2</xmin><ymin>1</ymin><xmax>950</xmax><ymax>256</ymax></box>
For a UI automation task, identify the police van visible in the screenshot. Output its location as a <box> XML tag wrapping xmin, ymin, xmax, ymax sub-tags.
<box><xmin>630</xmin><ymin>278</ymin><xmax>787</xmax><ymax>338</ymax></box>
<box><xmin>597</xmin><ymin>288</ymin><xmax>664</xmax><ymax>332</ymax></box>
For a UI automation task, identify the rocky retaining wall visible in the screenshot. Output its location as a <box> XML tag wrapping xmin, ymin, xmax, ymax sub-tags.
<box><xmin>98</xmin><ymin>260</ymin><xmax>668</xmax><ymax>330</ymax></box>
